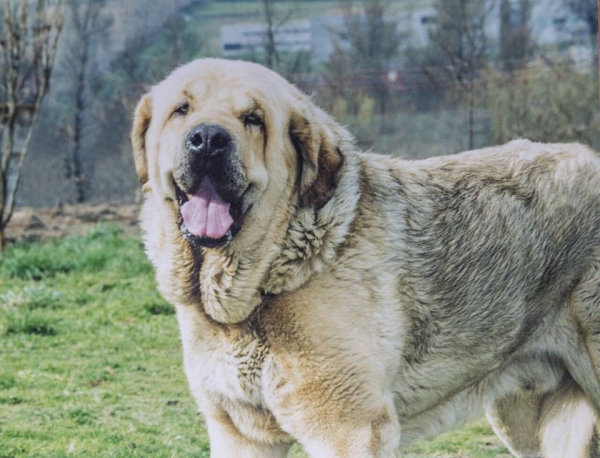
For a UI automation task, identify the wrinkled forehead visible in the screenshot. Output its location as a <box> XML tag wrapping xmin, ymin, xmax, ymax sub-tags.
<box><xmin>151</xmin><ymin>61</ymin><xmax>298</xmax><ymax>118</ymax></box>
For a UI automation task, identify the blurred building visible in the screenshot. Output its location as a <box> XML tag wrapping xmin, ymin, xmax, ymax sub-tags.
<box><xmin>309</xmin><ymin>15</ymin><xmax>349</xmax><ymax>63</ymax></box>
<box><xmin>219</xmin><ymin>0</ymin><xmax>595</xmax><ymax>68</ymax></box>
<box><xmin>220</xmin><ymin>20</ymin><xmax>311</xmax><ymax>57</ymax></box>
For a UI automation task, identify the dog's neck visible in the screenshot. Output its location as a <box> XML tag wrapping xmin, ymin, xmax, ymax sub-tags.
<box><xmin>262</xmin><ymin>155</ymin><xmax>360</xmax><ymax>295</ymax></box>
<box><xmin>199</xmin><ymin>153</ymin><xmax>361</xmax><ymax>324</ymax></box>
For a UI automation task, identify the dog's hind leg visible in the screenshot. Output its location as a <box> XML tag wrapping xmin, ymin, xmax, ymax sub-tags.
<box><xmin>486</xmin><ymin>392</ymin><xmax>542</xmax><ymax>457</ymax></box>
<box><xmin>537</xmin><ymin>380</ymin><xmax>598</xmax><ymax>458</ymax></box>
<box><xmin>486</xmin><ymin>379</ymin><xmax>598</xmax><ymax>458</ymax></box>
<box><xmin>566</xmin><ymin>256</ymin><xmax>600</xmax><ymax>412</ymax></box>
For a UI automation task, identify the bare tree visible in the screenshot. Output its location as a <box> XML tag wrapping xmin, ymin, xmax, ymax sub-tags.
<box><xmin>563</xmin><ymin>0</ymin><xmax>598</xmax><ymax>68</ymax></box>
<box><xmin>499</xmin><ymin>0</ymin><xmax>532</xmax><ymax>72</ymax></box>
<box><xmin>259</xmin><ymin>0</ymin><xmax>308</xmax><ymax>74</ymax></box>
<box><xmin>261</xmin><ymin>0</ymin><xmax>280</xmax><ymax>70</ymax></box>
<box><xmin>61</xmin><ymin>0</ymin><xmax>111</xmax><ymax>203</ymax></box>
<box><xmin>426</xmin><ymin>0</ymin><xmax>492</xmax><ymax>149</ymax></box>
<box><xmin>326</xmin><ymin>0</ymin><xmax>399</xmax><ymax>125</ymax></box>
<box><xmin>0</xmin><ymin>0</ymin><xmax>64</xmax><ymax>249</ymax></box>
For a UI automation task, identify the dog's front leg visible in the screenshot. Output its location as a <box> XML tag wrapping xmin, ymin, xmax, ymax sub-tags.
<box><xmin>296</xmin><ymin>415</ymin><xmax>400</xmax><ymax>458</ymax></box>
<box><xmin>273</xmin><ymin>394</ymin><xmax>401</xmax><ymax>458</ymax></box>
<box><xmin>204</xmin><ymin>411</ymin><xmax>291</xmax><ymax>458</ymax></box>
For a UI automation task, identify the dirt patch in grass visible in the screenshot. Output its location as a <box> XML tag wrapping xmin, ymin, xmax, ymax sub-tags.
<box><xmin>5</xmin><ymin>204</ymin><xmax>140</xmax><ymax>246</ymax></box>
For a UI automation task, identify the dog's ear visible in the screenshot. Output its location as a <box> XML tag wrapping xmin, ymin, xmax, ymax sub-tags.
<box><xmin>289</xmin><ymin>109</ymin><xmax>344</xmax><ymax>209</ymax></box>
<box><xmin>131</xmin><ymin>94</ymin><xmax>153</xmax><ymax>186</ymax></box>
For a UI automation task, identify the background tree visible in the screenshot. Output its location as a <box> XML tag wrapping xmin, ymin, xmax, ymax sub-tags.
<box><xmin>487</xmin><ymin>59</ymin><xmax>600</xmax><ymax>146</ymax></box>
<box><xmin>0</xmin><ymin>0</ymin><xmax>64</xmax><ymax>248</ymax></box>
<box><xmin>326</xmin><ymin>0</ymin><xmax>399</xmax><ymax>129</ymax></box>
<box><xmin>563</xmin><ymin>0</ymin><xmax>598</xmax><ymax>68</ymax></box>
<box><xmin>261</xmin><ymin>0</ymin><xmax>280</xmax><ymax>70</ymax></box>
<box><xmin>60</xmin><ymin>0</ymin><xmax>111</xmax><ymax>203</ymax></box>
<box><xmin>425</xmin><ymin>0</ymin><xmax>492</xmax><ymax>149</ymax></box>
<box><xmin>258</xmin><ymin>0</ymin><xmax>309</xmax><ymax>76</ymax></box>
<box><xmin>499</xmin><ymin>0</ymin><xmax>532</xmax><ymax>72</ymax></box>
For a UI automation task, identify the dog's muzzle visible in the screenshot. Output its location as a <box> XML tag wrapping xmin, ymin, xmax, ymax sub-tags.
<box><xmin>173</xmin><ymin>123</ymin><xmax>246</xmax><ymax>248</ymax></box>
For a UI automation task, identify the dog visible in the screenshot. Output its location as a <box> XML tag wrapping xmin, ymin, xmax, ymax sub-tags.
<box><xmin>132</xmin><ymin>58</ymin><xmax>600</xmax><ymax>457</ymax></box>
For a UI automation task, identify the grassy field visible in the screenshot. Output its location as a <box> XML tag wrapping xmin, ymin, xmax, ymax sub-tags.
<box><xmin>0</xmin><ymin>227</ymin><xmax>511</xmax><ymax>457</ymax></box>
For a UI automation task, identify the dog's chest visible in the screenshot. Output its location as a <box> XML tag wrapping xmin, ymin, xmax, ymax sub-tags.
<box><xmin>203</xmin><ymin>330</ymin><xmax>269</xmax><ymax>407</ymax></box>
<box><xmin>177</xmin><ymin>306</ymin><xmax>289</xmax><ymax>442</ymax></box>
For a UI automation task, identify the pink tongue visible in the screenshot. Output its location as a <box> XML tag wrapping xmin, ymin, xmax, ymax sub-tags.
<box><xmin>180</xmin><ymin>177</ymin><xmax>234</xmax><ymax>239</ymax></box>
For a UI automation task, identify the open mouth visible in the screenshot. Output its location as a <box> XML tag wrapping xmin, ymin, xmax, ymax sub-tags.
<box><xmin>175</xmin><ymin>177</ymin><xmax>243</xmax><ymax>248</ymax></box>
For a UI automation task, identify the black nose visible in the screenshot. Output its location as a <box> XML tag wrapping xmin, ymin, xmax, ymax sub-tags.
<box><xmin>187</xmin><ymin>124</ymin><xmax>232</xmax><ymax>155</ymax></box>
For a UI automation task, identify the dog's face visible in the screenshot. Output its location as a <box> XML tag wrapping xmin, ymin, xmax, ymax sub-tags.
<box><xmin>132</xmin><ymin>59</ymin><xmax>343</xmax><ymax>249</ymax></box>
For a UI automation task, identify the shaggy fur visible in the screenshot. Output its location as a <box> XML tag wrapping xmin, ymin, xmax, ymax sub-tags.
<box><xmin>132</xmin><ymin>58</ymin><xmax>600</xmax><ymax>457</ymax></box>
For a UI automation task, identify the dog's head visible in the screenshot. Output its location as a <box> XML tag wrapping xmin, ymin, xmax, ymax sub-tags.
<box><xmin>132</xmin><ymin>59</ymin><xmax>343</xmax><ymax>250</ymax></box>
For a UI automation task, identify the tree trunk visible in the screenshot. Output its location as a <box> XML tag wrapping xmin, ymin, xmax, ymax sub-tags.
<box><xmin>467</xmin><ymin>78</ymin><xmax>475</xmax><ymax>150</ymax></box>
<box><xmin>72</xmin><ymin>44</ymin><xmax>88</xmax><ymax>204</ymax></box>
<box><xmin>0</xmin><ymin>171</ymin><xmax>6</xmax><ymax>250</ymax></box>
<box><xmin>379</xmin><ymin>85</ymin><xmax>387</xmax><ymax>134</ymax></box>
<box><xmin>0</xmin><ymin>0</ymin><xmax>64</xmax><ymax>250</ymax></box>
<box><xmin>262</xmin><ymin>0</ymin><xmax>279</xmax><ymax>70</ymax></box>
<box><xmin>595</xmin><ymin>3</ymin><xmax>599</xmax><ymax>77</ymax></box>
<box><xmin>265</xmin><ymin>18</ymin><xmax>278</xmax><ymax>69</ymax></box>
<box><xmin>0</xmin><ymin>172</ymin><xmax>8</xmax><ymax>251</ymax></box>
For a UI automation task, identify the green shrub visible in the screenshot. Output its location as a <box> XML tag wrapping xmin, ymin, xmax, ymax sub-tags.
<box><xmin>0</xmin><ymin>372</ymin><xmax>16</xmax><ymax>390</ymax></box>
<box><xmin>66</xmin><ymin>406</ymin><xmax>97</xmax><ymax>426</ymax></box>
<box><xmin>4</xmin><ymin>309</ymin><xmax>62</xmax><ymax>336</ymax></box>
<box><xmin>487</xmin><ymin>61</ymin><xmax>600</xmax><ymax>147</ymax></box>
<box><xmin>143</xmin><ymin>301</ymin><xmax>174</xmax><ymax>316</ymax></box>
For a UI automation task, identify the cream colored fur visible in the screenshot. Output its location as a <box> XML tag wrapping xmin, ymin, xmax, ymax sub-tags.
<box><xmin>133</xmin><ymin>59</ymin><xmax>600</xmax><ymax>457</ymax></box>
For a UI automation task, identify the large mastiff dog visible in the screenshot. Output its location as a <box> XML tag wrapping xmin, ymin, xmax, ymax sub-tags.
<box><xmin>132</xmin><ymin>59</ymin><xmax>600</xmax><ymax>457</ymax></box>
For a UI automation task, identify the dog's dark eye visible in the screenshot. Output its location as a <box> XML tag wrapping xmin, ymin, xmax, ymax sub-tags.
<box><xmin>173</xmin><ymin>103</ymin><xmax>190</xmax><ymax>117</ymax></box>
<box><xmin>244</xmin><ymin>113</ymin><xmax>263</xmax><ymax>127</ymax></box>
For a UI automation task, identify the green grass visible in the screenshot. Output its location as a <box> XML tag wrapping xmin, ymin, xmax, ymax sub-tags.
<box><xmin>0</xmin><ymin>226</ymin><xmax>510</xmax><ymax>457</ymax></box>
